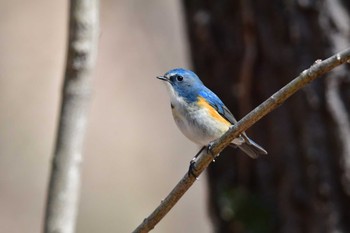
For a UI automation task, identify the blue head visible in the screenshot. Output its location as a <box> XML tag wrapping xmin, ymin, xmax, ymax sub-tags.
<box><xmin>157</xmin><ymin>68</ymin><xmax>204</xmax><ymax>102</ymax></box>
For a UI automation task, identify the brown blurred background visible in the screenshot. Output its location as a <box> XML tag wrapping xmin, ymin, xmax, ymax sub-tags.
<box><xmin>0</xmin><ymin>1</ymin><xmax>212</xmax><ymax>232</ymax></box>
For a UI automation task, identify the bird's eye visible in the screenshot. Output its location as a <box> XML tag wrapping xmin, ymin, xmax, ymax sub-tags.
<box><xmin>176</xmin><ymin>75</ymin><xmax>183</xmax><ymax>82</ymax></box>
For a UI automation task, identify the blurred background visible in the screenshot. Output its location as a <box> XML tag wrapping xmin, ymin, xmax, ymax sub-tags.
<box><xmin>182</xmin><ymin>1</ymin><xmax>350</xmax><ymax>233</ymax></box>
<box><xmin>0</xmin><ymin>1</ymin><xmax>212</xmax><ymax>232</ymax></box>
<box><xmin>2</xmin><ymin>1</ymin><xmax>350</xmax><ymax>233</ymax></box>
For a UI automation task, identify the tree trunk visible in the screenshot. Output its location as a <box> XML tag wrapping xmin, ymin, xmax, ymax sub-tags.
<box><xmin>182</xmin><ymin>1</ymin><xmax>350</xmax><ymax>232</ymax></box>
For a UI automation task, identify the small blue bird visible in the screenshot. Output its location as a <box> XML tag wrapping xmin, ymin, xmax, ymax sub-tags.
<box><xmin>157</xmin><ymin>68</ymin><xmax>267</xmax><ymax>159</ymax></box>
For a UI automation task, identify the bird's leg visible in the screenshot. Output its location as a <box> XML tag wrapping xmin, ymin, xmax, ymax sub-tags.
<box><xmin>188</xmin><ymin>142</ymin><xmax>219</xmax><ymax>177</ymax></box>
<box><xmin>188</xmin><ymin>146</ymin><xmax>206</xmax><ymax>178</ymax></box>
<box><xmin>206</xmin><ymin>141</ymin><xmax>217</xmax><ymax>159</ymax></box>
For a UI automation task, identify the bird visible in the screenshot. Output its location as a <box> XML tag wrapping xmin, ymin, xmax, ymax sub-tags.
<box><xmin>157</xmin><ymin>68</ymin><xmax>267</xmax><ymax>160</ymax></box>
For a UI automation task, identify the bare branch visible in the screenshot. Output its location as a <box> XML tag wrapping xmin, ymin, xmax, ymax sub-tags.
<box><xmin>133</xmin><ymin>47</ymin><xmax>350</xmax><ymax>233</ymax></box>
<box><xmin>43</xmin><ymin>1</ymin><xmax>99</xmax><ymax>233</ymax></box>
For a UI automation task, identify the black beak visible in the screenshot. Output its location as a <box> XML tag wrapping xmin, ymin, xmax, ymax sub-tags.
<box><xmin>157</xmin><ymin>76</ymin><xmax>168</xmax><ymax>81</ymax></box>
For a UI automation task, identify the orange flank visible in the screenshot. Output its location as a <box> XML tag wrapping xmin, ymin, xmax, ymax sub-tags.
<box><xmin>197</xmin><ymin>97</ymin><xmax>231</xmax><ymax>126</ymax></box>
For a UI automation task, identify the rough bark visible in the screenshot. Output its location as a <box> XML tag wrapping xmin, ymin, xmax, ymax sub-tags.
<box><xmin>183</xmin><ymin>0</ymin><xmax>350</xmax><ymax>233</ymax></box>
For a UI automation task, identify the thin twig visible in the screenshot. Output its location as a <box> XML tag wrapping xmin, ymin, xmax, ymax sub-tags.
<box><xmin>132</xmin><ymin>47</ymin><xmax>350</xmax><ymax>233</ymax></box>
<box><xmin>43</xmin><ymin>1</ymin><xmax>99</xmax><ymax>233</ymax></box>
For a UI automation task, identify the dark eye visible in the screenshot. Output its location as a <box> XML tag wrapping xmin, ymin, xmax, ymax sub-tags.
<box><xmin>176</xmin><ymin>75</ymin><xmax>183</xmax><ymax>82</ymax></box>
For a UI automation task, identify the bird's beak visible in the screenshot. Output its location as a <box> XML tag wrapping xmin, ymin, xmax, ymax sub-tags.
<box><xmin>157</xmin><ymin>76</ymin><xmax>169</xmax><ymax>82</ymax></box>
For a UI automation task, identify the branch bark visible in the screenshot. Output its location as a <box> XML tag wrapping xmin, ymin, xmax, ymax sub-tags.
<box><xmin>132</xmin><ymin>48</ymin><xmax>350</xmax><ymax>233</ymax></box>
<box><xmin>43</xmin><ymin>1</ymin><xmax>99</xmax><ymax>233</ymax></box>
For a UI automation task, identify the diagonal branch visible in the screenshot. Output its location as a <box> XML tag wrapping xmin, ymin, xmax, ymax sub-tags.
<box><xmin>132</xmin><ymin>47</ymin><xmax>350</xmax><ymax>233</ymax></box>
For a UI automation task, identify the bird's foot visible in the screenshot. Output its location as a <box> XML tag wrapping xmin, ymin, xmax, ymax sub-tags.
<box><xmin>207</xmin><ymin>142</ymin><xmax>218</xmax><ymax>161</ymax></box>
<box><xmin>187</xmin><ymin>146</ymin><xmax>206</xmax><ymax>178</ymax></box>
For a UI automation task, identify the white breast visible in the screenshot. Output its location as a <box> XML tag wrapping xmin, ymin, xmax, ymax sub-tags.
<box><xmin>170</xmin><ymin>95</ymin><xmax>230</xmax><ymax>146</ymax></box>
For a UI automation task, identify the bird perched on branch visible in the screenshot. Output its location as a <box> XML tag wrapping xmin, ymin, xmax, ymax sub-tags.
<box><xmin>157</xmin><ymin>68</ymin><xmax>267</xmax><ymax>159</ymax></box>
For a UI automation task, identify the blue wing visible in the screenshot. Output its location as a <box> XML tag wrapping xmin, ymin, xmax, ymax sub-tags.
<box><xmin>198</xmin><ymin>87</ymin><xmax>267</xmax><ymax>158</ymax></box>
<box><xmin>198</xmin><ymin>87</ymin><xmax>238</xmax><ymax>125</ymax></box>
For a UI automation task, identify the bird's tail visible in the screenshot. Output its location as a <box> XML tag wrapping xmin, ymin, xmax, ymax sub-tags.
<box><xmin>230</xmin><ymin>135</ymin><xmax>267</xmax><ymax>159</ymax></box>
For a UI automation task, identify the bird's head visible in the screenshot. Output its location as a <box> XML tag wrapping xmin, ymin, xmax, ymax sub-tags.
<box><xmin>157</xmin><ymin>68</ymin><xmax>203</xmax><ymax>102</ymax></box>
